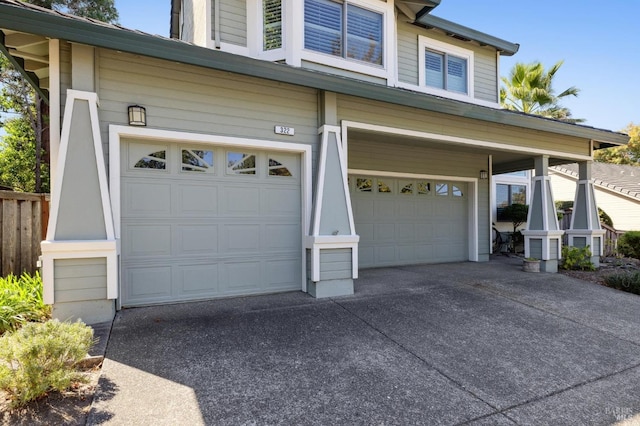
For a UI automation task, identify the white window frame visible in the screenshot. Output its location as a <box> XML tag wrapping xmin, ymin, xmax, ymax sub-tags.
<box><xmin>493</xmin><ymin>171</ymin><xmax>531</xmax><ymax>224</ymax></box>
<box><xmin>300</xmin><ymin>0</ymin><xmax>393</xmax><ymax>80</ymax></box>
<box><xmin>417</xmin><ymin>36</ymin><xmax>475</xmax><ymax>103</ymax></box>
<box><xmin>249</xmin><ymin>0</ymin><xmax>286</xmax><ymax>60</ymax></box>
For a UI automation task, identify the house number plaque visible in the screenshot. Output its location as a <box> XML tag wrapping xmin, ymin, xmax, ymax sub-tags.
<box><xmin>274</xmin><ymin>125</ymin><xmax>295</xmax><ymax>136</ymax></box>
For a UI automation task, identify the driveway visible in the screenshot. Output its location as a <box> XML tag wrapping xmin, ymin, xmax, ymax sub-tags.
<box><xmin>88</xmin><ymin>257</ymin><xmax>640</xmax><ymax>425</ymax></box>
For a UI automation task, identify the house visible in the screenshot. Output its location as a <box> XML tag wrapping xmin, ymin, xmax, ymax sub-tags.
<box><xmin>550</xmin><ymin>163</ymin><xmax>640</xmax><ymax>231</ymax></box>
<box><xmin>0</xmin><ymin>0</ymin><xmax>628</xmax><ymax>324</ymax></box>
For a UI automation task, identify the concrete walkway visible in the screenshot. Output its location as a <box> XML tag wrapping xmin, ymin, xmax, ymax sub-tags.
<box><xmin>87</xmin><ymin>257</ymin><xmax>640</xmax><ymax>425</ymax></box>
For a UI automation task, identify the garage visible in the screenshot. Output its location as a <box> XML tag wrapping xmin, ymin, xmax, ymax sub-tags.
<box><xmin>350</xmin><ymin>175</ymin><xmax>469</xmax><ymax>268</ymax></box>
<box><xmin>120</xmin><ymin>140</ymin><xmax>303</xmax><ymax>307</ymax></box>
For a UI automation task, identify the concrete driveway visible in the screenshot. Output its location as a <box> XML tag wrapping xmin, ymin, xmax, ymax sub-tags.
<box><xmin>88</xmin><ymin>257</ymin><xmax>640</xmax><ymax>425</ymax></box>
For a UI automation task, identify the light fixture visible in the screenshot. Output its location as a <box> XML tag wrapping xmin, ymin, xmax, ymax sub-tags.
<box><xmin>480</xmin><ymin>170</ymin><xmax>488</xmax><ymax>180</ymax></box>
<box><xmin>128</xmin><ymin>105</ymin><xmax>146</xmax><ymax>126</ymax></box>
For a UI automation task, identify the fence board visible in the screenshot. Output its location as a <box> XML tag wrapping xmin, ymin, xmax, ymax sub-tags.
<box><xmin>0</xmin><ymin>191</ymin><xmax>49</xmax><ymax>277</ymax></box>
<box><xmin>560</xmin><ymin>209</ymin><xmax>623</xmax><ymax>257</ymax></box>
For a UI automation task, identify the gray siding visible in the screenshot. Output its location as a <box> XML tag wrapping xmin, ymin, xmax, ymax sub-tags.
<box><xmin>530</xmin><ymin>238</ymin><xmax>543</xmax><ymax>259</ymax></box>
<box><xmin>96</xmin><ymin>48</ymin><xmax>319</xmax><ymax>169</ymax></box>
<box><xmin>218</xmin><ymin>0</ymin><xmax>247</xmax><ymax>46</ymax></box>
<box><xmin>337</xmin><ymin>94</ymin><xmax>589</xmax><ymax>155</ymax></box>
<box><xmin>302</xmin><ymin>60</ymin><xmax>386</xmax><ymax>85</ymax></box>
<box><xmin>54</xmin><ymin>257</ymin><xmax>107</xmax><ymax>303</ymax></box>
<box><xmin>60</xmin><ymin>41</ymin><xmax>72</xmax><ymax>121</ymax></box>
<box><xmin>396</xmin><ymin>20</ymin><xmax>499</xmax><ymax>103</ymax></box>
<box><xmin>320</xmin><ymin>249</ymin><xmax>352</xmax><ymax>281</ymax></box>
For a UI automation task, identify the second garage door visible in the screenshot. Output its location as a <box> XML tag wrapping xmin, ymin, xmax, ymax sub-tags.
<box><xmin>120</xmin><ymin>141</ymin><xmax>303</xmax><ymax>307</ymax></box>
<box><xmin>351</xmin><ymin>175</ymin><xmax>469</xmax><ymax>268</ymax></box>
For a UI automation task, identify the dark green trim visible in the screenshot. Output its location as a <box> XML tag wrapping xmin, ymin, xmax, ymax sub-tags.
<box><xmin>0</xmin><ymin>30</ymin><xmax>49</xmax><ymax>104</ymax></box>
<box><xmin>416</xmin><ymin>13</ymin><xmax>519</xmax><ymax>56</ymax></box>
<box><xmin>0</xmin><ymin>1</ymin><xmax>626</xmax><ymax>146</ymax></box>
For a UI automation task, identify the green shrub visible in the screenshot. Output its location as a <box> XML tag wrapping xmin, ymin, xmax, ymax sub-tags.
<box><xmin>603</xmin><ymin>272</ymin><xmax>640</xmax><ymax>295</ymax></box>
<box><xmin>618</xmin><ymin>231</ymin><xmax>640</xmax><ymax>260</ymax></box>
<box><xmin>561</xmin><ymin>245</ymin><xmax>595</xmax><ymax>271</ymax></box>
<box><xmin>0</xmin><ymin>272</ymin><xmax>50</xmax><ymax>334</ymax></box>
<box><xmin>0</xmin><ymin>319</ymin><xmax>94</xmax><ymax>408</ymax></box>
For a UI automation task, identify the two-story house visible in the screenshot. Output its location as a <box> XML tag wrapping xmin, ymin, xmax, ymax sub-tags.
<box><xmin>0</xmin><ymin>0</ymin><xmax>627</xmax><ymax>324</ymax></box>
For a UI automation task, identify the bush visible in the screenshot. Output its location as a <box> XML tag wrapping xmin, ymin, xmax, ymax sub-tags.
<box><xmin>0</xmin><ymin>319</ymin><xmax>94</xmax><ymax>408</ymax></box>
<box><xmin>618</xmin><ymin>231</ymin><xmax>640</xmax><ymax>260</ymax></box>
<box><xmin>604</xmin><ymin>272</ymin><xmax>640</xmax><ymax>295</ymax></box>
<box><xmin>561</xmin><ymin>245</ymin><xmax>595</xmax><ymax>271</ymax></box>
<box><xmin>0</xmin><ymin>272</ymin><xmax>50</xmax><ymax>334</ymax></box>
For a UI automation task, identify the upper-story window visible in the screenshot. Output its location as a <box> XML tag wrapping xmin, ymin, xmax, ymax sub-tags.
<box><xmin>263</xmin><ymin>0</ymin><xmax>282</xmax><ymax>50</ymax></box>
<box><xmin>418</xmin><ymin>36</ymin><xmax>474</xmax><ymax>99</ymax></box>
<box><xmin>304</xmin><ymin>0</ymin><xmax>383</xmax><ymax>66</ymax></box>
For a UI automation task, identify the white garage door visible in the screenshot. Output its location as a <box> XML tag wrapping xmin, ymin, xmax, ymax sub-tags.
<box><xmin>351</xmin><ymin>175</ymin><xmax>469</xmax><ymax>268</ymax></box>
<box><xmin>120</xmin><ymin>141</ymin><xmax>302</xmax><ymax>307</ymax></box>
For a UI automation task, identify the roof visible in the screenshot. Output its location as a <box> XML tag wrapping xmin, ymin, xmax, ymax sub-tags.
<box><xmin>0</xmin><ymin>0</ymin><xmax>627</xmax><ymax>147</ymax></box>
<box><xmin>551</xmin><ymin>163</ymin><xmax>640</xmax><ymax>201</ymax></box>
<box><xmin>415</xmin><ymin>13</ymin><xmax>519</xmax><ymax>56</ymax></box>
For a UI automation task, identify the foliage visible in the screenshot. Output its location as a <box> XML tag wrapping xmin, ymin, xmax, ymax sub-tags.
<box><xmin>501</xmin><ymin>203</ymin><xmax>529</xmax><ymax>233</ymax></box>
<box><xmin>0</xmin><ymin>272</ymin><xmax>50</xmax><ymax>335</ymax></box>
<box><xmin>500</xmin><ymin>61</ymin><xmax>584</xmax><ymax>123</ymax></box>
<box><xmin>0</xmin><ymin>319</ymin><xmax>94</xmax><ymax>408</ymax></box>
<box><xmin>554</xmin><ymin>200</ymin><xmax>614</xmax><ymax>228</ymax></box>
<box><xmin>617</xmin><ymin>231</ymin><xmax>640</xmax><ymax>260</ymax></box>
<box><xmin>561</xmin><ymin>245</ymin><xmax>595</xmax><ymax>271</ymax></box>
<box><xmin>603</xmin><ymin>272</ymin><xmax>640</xmax><ymax>296</ymax></box>
<box><xmin>595</xmin><ymin>124</ymin><xmax>640</xmax><ymax>165</ymax></box>
<box><xmin>28</xmin><ymin>0</ymin><xmax>118</xmax><ymax>23</ymax></box>
<box><xmin>0</xmin><ymin>116</ymin><xmax>49</xmax><ymax>192</ymax></box>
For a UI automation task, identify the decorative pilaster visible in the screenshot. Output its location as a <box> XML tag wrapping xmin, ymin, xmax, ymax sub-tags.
<box><xmin>522</xmin><ymin>155</ymin><xmax>564</xmax><ymax>272</ymax></box>
<box><xmin>565</xmin><ymin>161</ymin><xmax>605</xmax><ymax>267</ymax></box>
<box><xmin>305</xmin><ymin>123</ymin><xmax>359</xmax><ymax>298</ymax></box>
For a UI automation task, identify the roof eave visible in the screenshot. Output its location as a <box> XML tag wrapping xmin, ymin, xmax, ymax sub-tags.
<box><xmin>0</xmin><ymin>1</ymin><xmax>626</xmax><ymax>146</ymax></box>
<box><xmin>415</xmin><ymin>13</ymin><xmax>519</xmax><ymax>56</ymax></box>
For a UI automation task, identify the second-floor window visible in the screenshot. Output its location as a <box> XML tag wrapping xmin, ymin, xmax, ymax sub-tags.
<box><xmin>304</xmin><ymin>0</ymin><xmax>383</xmax><ymax>66</ymax></box>
<box><xmin>263</xmin><ymin>0</ymin><xmax>282</xmax><ymax>50</ymax></box>
<box><xmin>418</xmin><ymin>36</ymin><xmax>474</xmax><ymax>98</ymax></box>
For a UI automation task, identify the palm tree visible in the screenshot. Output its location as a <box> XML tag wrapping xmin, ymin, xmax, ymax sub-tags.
<box><xmin>500</xmin><ymin>60</ymin><xmax>584</xmax><ymax>123</ymax></box>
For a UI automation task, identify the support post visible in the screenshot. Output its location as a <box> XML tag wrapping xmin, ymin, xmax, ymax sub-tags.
<box><xmin>565</xmin><ymin>161</ymin><xmax>605</xmax><ymax>267</ymax></box>
<box><xmin>522</xmin><ymin>156</ymin><xmax>564</xmax><ymax>272</ymax></box>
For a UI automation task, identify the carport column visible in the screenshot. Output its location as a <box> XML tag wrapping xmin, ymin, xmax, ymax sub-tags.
<box><xmin>565</xmin><ymin>161</ymin><xmax>605</xmax><ymax>267</ymax></box>
<box><xmin>305</xmin><ymin>92</ymin><xmax>359</xmax><ymax>298</ymax></box>
<box><xmin>522</xmin><ymin>156</ymin><xmax>564</xmax><ymax>272</ymax></box>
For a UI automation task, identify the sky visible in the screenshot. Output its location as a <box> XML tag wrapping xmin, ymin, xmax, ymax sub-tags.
<box><xmin>4</xmin><ymin>1</ymin><xmax>638</xmax><ymax>138</ymax></box>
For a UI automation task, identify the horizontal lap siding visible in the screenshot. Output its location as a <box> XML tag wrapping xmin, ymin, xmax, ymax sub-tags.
<box><xmin>474</xmin><ymin>52</ymin><xmax>497</xmax><ymax>103</ymax></box>
<box><xmin>54</xmin><ymin>258</ymin><xmax>107</xmax><ymax>303</ymax></box>
<box><xmin>397</xmin><ymin>21</ymin><xmax>418</xmax><ymax>85</ymax></box>
<box><xmin>337</xmin><ymin>95</ymin><xmax>588</xmax><ymax>155</ymax></box>
<box><xmin>97</xmin><ymin>49</ymin><xmax>319</xmax><ymax>168</ymax></box>
<box><xmin>60</xmin><ymin>41</ymin><xmax>72</xmax><ymax>124</ymax></box>
<box><xmin>320</xmin><ymin>249</ymin><xmax>352</xmax><ymax>280</ymax></box>
<box><xmin>220</xmin><ymin>0</ymin><xmax>247</xmax><ymax>46</ymax></box>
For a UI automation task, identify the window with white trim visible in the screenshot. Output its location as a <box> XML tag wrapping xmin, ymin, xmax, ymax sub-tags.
<box><xmin>304</xmin><ymin>0</ymin><xmax>383</xmax><ymax>66</ymax></box>
<box><xmin>496</xmin><ymin>184</ymin><xmax>526</xmax><ymax>221</ymax></box>
<box><xmin>419</xmin><ymin>36</ymin><xmax>474</xmax><ymax>98</ymax></box>
<box><xmin>263</xmin><ymin>0</ymin><xmax>282</xmax><ymax>51</ymax></box>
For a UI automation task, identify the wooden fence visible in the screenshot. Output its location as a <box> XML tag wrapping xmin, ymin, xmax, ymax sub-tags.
<box><xmin>559</xmin><ymin>209</ymin><xmax>623</xmax><ymax>257</ymax></box>
<box><xmin>0</xmin><ymin>191</ymin><xmax>49</xmax><ymax>277</ymax></box>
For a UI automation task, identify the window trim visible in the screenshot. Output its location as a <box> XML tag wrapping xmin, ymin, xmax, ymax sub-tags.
<box><xmin>300</xmin><ymin>0</ymin><xmax>391</xmax><ymax>79</ymax></box>
<box><xmin>493</xmin><ymin>171</ymin><xmax>531</xmax><ymax>223</ymax></box>
<box><xmin>418</xmin><ymin>36</ymin><xmax>475</xmax><ymax>101</ymax></box>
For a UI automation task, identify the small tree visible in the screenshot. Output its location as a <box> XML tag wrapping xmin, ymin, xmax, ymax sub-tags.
<box><xmin>502</xmin><ymin>204</ymin><xmax>529</xmax><ymax>234</ymax></box>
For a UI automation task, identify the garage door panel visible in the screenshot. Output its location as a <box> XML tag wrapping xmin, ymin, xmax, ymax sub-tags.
<box><xmin>126</xmin><ymin>265</ymin><xmax>172</xmax><ymax>300</ymax></box>
<box><xmin>352</xmin><ymin>175</ymin><xmax>468</xmax><ymax>268</ymax></box>
<box><xmin>224</xmin><ymin>224</ymin><xmax>260</xmax><ymax>252</ymax></box>
<box><xmin>121</xmin><ymin>141</ymin><xmax>302</xmax><ymax>306</ymax></box>
<box><xmin>177</xmin><ymin>184</ymin><xmax>218</xmax><ymax>216</ymax></box>
<box><xmin>125</xmin><ymin>182</ymin><xmax>172</xmax><ymax>217</ymax></box>
<box><xmin>179</xmin><ymin>264</ymin><xmax>220</xmax><ymax>294</ymax></box>
<box><xmin>124</xmin><ymin>224</ymin><xmax>172</xmax><ymax>257</ymax></box>
<box><xmin>177</xmin><ymin>225</ymin><xmax>219</xmax><ymax>255</ymax></box>
<box><xmin>223</xmin><ymin>186</ymin><xmax>260</xmax><ymax>215</ymax></box>
<box><xmin>222</xmin><ymin>261</ymin><xmax>262</xmax><ymax>294</ymax></box>
<box><xmin>265</xmin><ymin>224</ymin><xmax>300</xmax><ymax>251</ymax></box>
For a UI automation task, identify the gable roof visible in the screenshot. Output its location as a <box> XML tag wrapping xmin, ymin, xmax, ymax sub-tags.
<box><xmin>551</xmin><ymin>163</ymin><xmax>640</xmax><ymax>201</ymax></box>
<box><xmin>0</xmin><ymin>0</ymin><xmax>627</xmax><ymax>147</ymax></box>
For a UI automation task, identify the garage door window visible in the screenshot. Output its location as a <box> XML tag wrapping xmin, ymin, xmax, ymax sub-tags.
<box><xmin>400</xmin><ymin>181</ymin><xmax>413</xmax><ymax>194</ymax></box>
<box><xmin>417</xmin><ymin>182</ymin><xmax>431</xmax><ymax>195</ymax></box>
<box><xmin>182</xmin><ymin>149</ymin><xmax>214</xmax><ymax>173</ymax></box>
<box><xmin>356</xmin><ymin>178</ymin><xmax>373</xmax><ymax>192</ymax></box>
<box><xmin>436</xmin><ymin>183</ymin><xmax>448</xmax><ymax>196</ymax></box>
<box><xmin>377</xmin><ymin>179</ymin><xmax>392</xmax><ymax>193</ymax></box>
<box><xmin>452</xmin><ymin>184</ymin><xmax>463</xmax><ymax>197</ymax></box>
<box><xmin>227</xmin><ymin>152</ymin><xmax>256</xmax><ymax>175</ymax></box>
<box><xmin>134</xmin><ymin>150</ymin><xmax>166</xmax><ymax>170</ymax></box>
<box><xmin>268</xmin><ymin>158</ymin><xmax>292</xmax><ymax>177</ymax></box>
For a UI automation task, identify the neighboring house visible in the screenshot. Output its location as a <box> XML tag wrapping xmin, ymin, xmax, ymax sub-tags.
<box><xmin>0</xmin><ymin>0</ymin><xmax>627</xmax><ymax>324</ymax></box>
<box><xmin>550</xmin><ymin>163</ymin><xmax>640</xmax><ymax>231</ymax></box>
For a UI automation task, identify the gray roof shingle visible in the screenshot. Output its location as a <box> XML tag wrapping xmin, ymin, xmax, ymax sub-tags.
<box><xmin>551</xmin><ymin>163</ymin><xmax>640</xmax><ymax>200</ymax></box>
